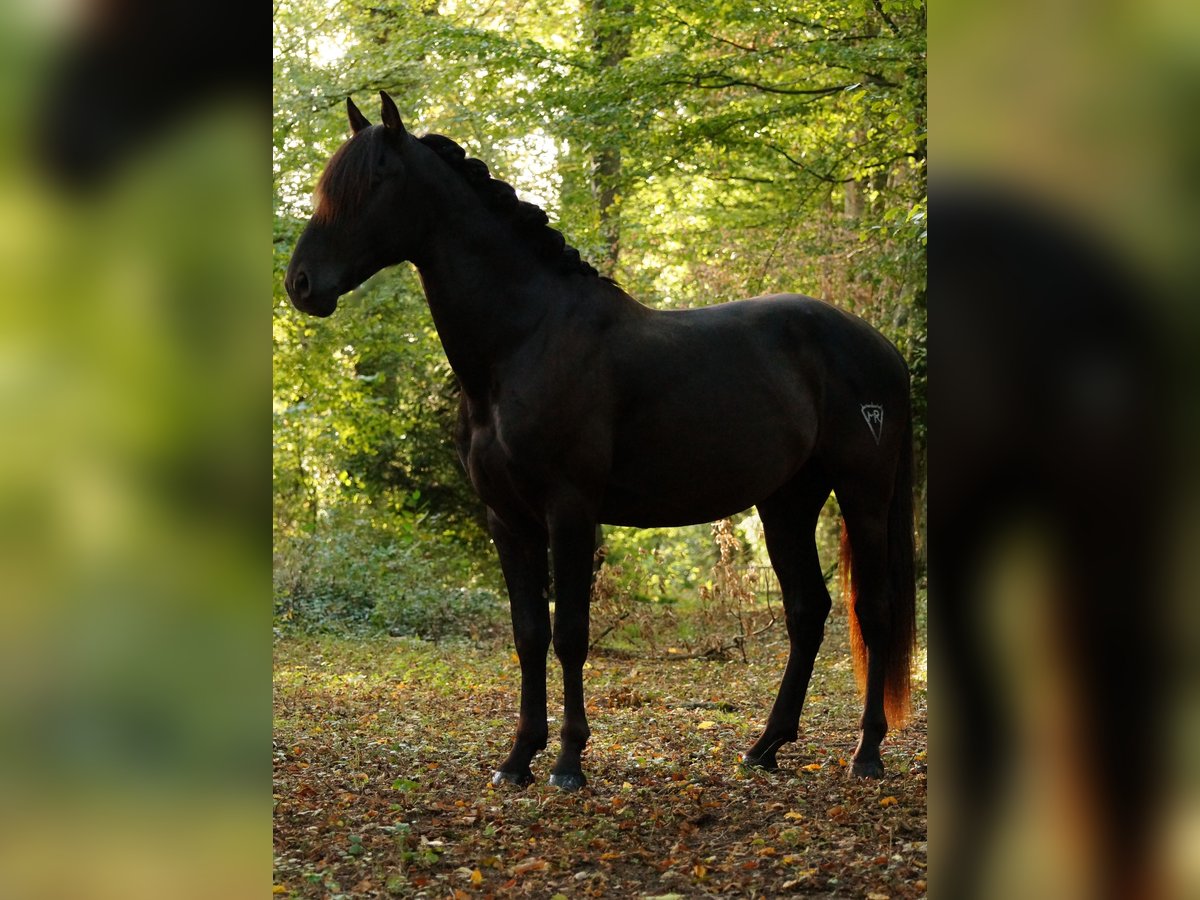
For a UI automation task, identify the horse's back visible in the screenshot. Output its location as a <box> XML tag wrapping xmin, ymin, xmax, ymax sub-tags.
<box><xmin>621</xmin><ymin>292</ymin><xmax>906</xmax><ymax>418</ymax></box>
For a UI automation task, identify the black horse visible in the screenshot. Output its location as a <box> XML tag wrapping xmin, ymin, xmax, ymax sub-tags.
<box><xmin>286</xmin><ymin>92</ymin><xmax>916</xmax><ymax>789</ymax></box>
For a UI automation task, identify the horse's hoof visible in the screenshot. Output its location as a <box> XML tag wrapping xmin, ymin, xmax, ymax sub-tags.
<box><xmin>740</xmin><ymin>752</ymin><xmax>778</xmax><ymax>771</ymax></box>
<box><xmin>492</xmin><ymin>769</ymin><xmax>534</xmax><ymax>787</ymax></box>
<box><xmin>850</xmin><ymin>759</ymin><xmax>884</xmax><ymax>779</ymax></box>
<box><xmin>548</xmin><ymin>771</ymin><xmax>587</xmax><ymax>791</ymax></box>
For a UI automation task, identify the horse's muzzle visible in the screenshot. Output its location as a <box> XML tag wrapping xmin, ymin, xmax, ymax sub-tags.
<box><xmin>285</xmin><ymin>266</ymin><xmax>338</xmax><ymax>317</ymax></box>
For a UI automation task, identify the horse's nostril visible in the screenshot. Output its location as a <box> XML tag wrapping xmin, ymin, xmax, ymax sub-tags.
<box><xmin>292</xmin><ymin>269</ymin><xmax>310</xmax><ymax>300</ymax></box>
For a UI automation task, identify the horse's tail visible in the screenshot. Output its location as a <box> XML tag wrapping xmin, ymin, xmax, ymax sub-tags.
<box><xmin>841</xmin><ymin>402</ymin><xmax>917</xmax><ymax>728</ymax></box>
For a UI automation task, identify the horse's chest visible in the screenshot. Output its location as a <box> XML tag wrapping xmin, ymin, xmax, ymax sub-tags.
<box><xmin>462</xmin><ymin>404</ymin><xmax>546</xmax><ymax>515</ymax></box>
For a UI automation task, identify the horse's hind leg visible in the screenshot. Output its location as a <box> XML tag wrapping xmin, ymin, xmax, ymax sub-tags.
<box><xmin>743</xmin><ymin>473</ymin><xmax>833</xmax><ymax>769</ymax></box>
<box><xmin>488</xmin><ymin>509</ymin><xmax>551</xmax><ymax>786</ymax></box>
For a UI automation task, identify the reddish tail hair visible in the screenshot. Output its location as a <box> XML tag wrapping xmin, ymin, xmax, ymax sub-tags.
<box><xmin>840</xmin><ymin>407</ymin><xmax>918</xmax><ymax>728</ymax></box>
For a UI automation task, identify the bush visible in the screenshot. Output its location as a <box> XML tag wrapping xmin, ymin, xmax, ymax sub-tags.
<box><xmin>274</xmin><ymin>509</ymin><xmax>505</xmax><ymax>640</ymax></box>
<box><xmin>370</xmin><ymin>585</ymin><xmax>505</xmax><ymax>643</ymax></box>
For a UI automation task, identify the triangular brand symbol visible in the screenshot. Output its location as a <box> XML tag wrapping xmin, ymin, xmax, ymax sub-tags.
<box><xmin>861</xmin><ymin>403</ymin><xmax>884</xmax><ymax>445</ymax></box>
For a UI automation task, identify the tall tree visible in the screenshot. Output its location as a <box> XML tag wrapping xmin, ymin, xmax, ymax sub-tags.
<box><xmin>588</xmin><ymin>0</ymin><xmax>634</xmax><ymax>276</ymax></box>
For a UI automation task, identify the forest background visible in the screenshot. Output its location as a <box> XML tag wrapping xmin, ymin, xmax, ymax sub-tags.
<box><xmin>272</xmin><ymin>0</ymin><xmax>927</xmax><ymax>642</ymax></box>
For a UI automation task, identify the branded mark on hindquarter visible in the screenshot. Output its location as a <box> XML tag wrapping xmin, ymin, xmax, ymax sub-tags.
<box><xmin>860</xmin><ymin>403</ymin><xmax>883</xmax><ymax>445</ymax></box>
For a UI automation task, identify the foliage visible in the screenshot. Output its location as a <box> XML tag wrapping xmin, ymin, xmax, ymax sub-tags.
<box><xmin>590</xmin><ymin>519</ymin><xmax>779</xmax><ymax>658</ymax></box>
<box><xmin>598</xmin><ymin>525</ymin><xmax>716</xmax><ymax>603</ymax></box>
<box><xmin>274</xmin><ymin>507</ymin><xmax>505</xmax><ymax>638</ymax></box>
<box><xmin>372</xmin><ymin>586</ymin><xmax>507</xmax><ymax>644</ymax></box>
<box><xmin>273</xmin><ymin>0</ymin><xmax>927</xmax><ymax>624</ymax></box>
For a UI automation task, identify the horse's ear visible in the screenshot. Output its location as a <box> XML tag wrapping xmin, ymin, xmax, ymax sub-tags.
<box><xmin>380</xmin><ymin>91</ymin><xmax>406</xmax><ymax>134</ymax></box>
<box><xmin>347</xmin><ymin>97</ymin><xmax>371</xmax><ymax>134</ymax></box>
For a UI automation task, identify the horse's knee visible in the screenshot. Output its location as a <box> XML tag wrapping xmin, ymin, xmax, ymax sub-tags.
<box><xmin>513</xmin><ymin>624</ymin><xmax>550</xmax><ymax>663</ymax></box>
<box><xmin>552</xmin><ymin>623</ymin><xmax>588</xmax><ymax>669</ymax></box>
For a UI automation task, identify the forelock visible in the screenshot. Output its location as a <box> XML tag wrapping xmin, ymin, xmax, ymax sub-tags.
<box><xmin>312</xmin><ymin>130</ymin><xmax>376</xmax><ymax>225</ymax></box>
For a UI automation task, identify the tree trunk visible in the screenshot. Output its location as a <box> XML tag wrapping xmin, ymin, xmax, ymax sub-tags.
<box><xmin>589</xmin><ymin>0</ymin><xmax>633</xmax><ymax>277</ymax></box>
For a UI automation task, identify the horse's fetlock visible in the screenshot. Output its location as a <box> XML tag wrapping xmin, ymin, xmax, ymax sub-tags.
<box><xmin>561</xmin><ymin>721</ymin><xmax>590</xmax><ymax>748</ymax></box>
<box><xmin>516</xmin><ymin>721</ymin><xmax>548</xmax><ymax>751</ymax></box>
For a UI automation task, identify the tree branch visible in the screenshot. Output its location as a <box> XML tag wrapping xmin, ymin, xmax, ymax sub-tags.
<box><xmin>669</xmin><ymin>74</ymin><xmax>854</xmax><ymax>97</ymax></box>
<box><xmin>764</xmin><ymin>144</ymin><xmax>918</xmax><ymax>183</ymax></box>
<box><xmin>764</xmin><ymin>143</ymin><xmax>856</xmax><ymax>184</ymax></box>
<box><xmin>872</xmin><ymin>0</ymin><xmax>902</xmax><ymax>37</ymax></box>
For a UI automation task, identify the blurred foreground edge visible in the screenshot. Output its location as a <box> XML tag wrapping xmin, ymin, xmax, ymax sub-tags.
<box><xmin>33</xmin><ymin>0</ymin><xmax>263</xmax><ymax>193</ymax></box>
<box><xmin>932</xmin><ymin>182</ymin><xmax>1175</xmax><ymax>900</ymax></box>
<box><xmin>5</xmin><ymin>2</ymin><xmax>269</xmax><ymax>899</ymax></box>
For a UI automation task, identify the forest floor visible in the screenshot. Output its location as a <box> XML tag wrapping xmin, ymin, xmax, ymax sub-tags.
<box><xmin>273</xmin><ymin>613</ymin><xmax>927</xmax><ymax>899</ymax></box>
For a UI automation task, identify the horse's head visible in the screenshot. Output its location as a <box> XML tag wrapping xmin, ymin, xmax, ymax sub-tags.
<box><xmin>286</xmin><ymin>92</ymin><xmax>419</xmax><ymax>317</ymax></box>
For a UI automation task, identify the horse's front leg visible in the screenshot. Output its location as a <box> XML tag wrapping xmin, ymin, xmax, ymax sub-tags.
<box><xmin>487</xmin><ymin>510</ymin><xmax>551</xmax><ymax>786</ymax></box>
<box><xmin>547</xmin><ymin>510</ymin><xmax>596</xmax><ymax>790</ymax></box>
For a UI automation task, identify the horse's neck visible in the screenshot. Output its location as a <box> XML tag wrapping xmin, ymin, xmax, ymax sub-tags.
<box><xmin>412</xmin><ymin>200</ymin><xmax>556</xmax><ymax>396</ymax></box>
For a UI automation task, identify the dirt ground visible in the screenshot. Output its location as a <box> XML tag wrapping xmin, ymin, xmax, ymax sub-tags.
<box><xmin>273</xmin><ymin>618</ymin><xmax>927</xmax><ymax>898</ymax></box>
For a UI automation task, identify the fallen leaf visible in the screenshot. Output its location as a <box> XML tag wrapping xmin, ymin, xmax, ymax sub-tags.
<box><xmin>781</xmin><ymin>870</ymin><xmax>819</xmax><ymax>888</ymax></box>
<box><xmin>274</xmin><ymin>625</ymin><xmax>926</xmax><ymax>900</ymax></box>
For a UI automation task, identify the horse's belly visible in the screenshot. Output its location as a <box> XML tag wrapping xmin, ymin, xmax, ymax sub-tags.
<box><xmin>599</xmin><ymin>440</ymin><xmax>806</xmax><ymax>527</ymax></box>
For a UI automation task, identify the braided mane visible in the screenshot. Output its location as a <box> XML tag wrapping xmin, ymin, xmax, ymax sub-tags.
<box><xmin>418</xmin><ymin>133</ymin><xmax>604</xmax><ymax>280</ymax></box>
